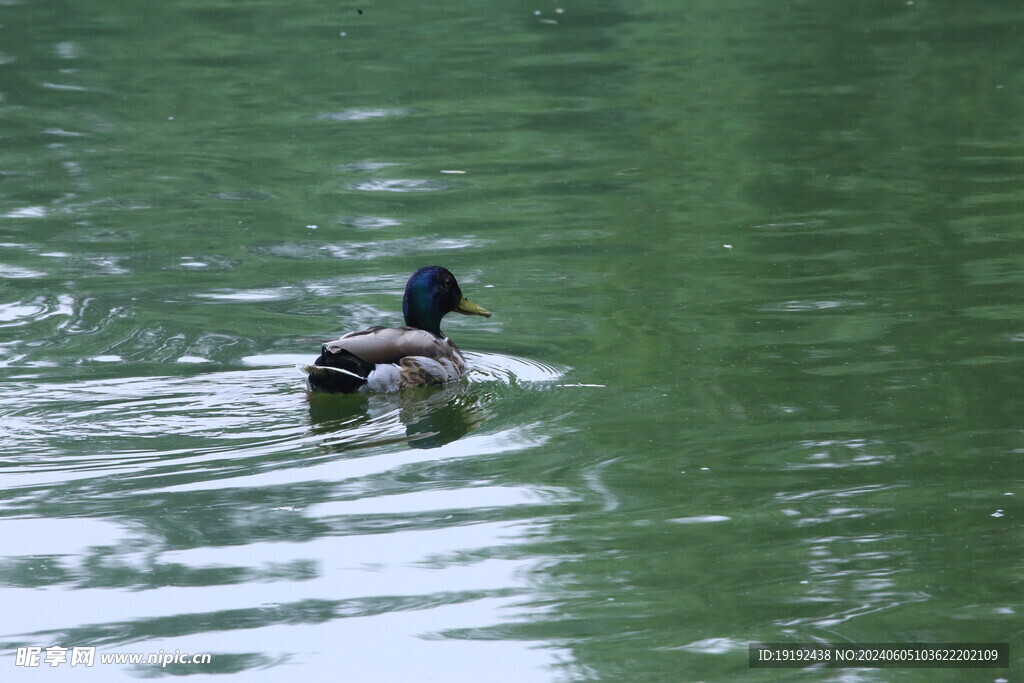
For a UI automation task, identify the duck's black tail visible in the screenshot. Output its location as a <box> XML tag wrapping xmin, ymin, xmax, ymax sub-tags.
<box><xmin>301</xmin><ymin>346</ymin><xmax>375</xmax><ymax>394</ymax></box>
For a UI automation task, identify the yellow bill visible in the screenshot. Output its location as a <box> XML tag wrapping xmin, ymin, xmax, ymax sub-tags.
<box><xmin>455</xmin><ymin>296</ymin><xmax>492</xmax><ymax>317</ymax></box>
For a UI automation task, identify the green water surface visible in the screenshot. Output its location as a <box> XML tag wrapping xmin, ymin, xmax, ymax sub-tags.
<box><xmin>1</xmin><ymin>1</ymin><xmax>1022</xmax><ymax>681</ymax></box>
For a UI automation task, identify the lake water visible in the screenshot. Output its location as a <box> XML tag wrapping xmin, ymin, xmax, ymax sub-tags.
<box><xmin>1</xmin><ymin>1</ymin><xmax>1021</xmax><ymax>680</ymax></box>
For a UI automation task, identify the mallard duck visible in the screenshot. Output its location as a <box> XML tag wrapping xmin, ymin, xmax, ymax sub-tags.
<box><xmin>300</xmin><ymin>266</ymin><xmax>491</xmax><ymax>393</ymax></box>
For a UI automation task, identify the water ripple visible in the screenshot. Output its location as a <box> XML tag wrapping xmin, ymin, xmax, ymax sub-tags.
<box><xmin>760</xmin><ymin>299</ymin><xmax>867</xmax><ymax>312</ymax></box>
<box><xmin>315</xmin><ymin>108</ymin><xmax>410</xmax><ymax>122</ymax></box>
<box><xmin>347</xmin><ymin>178</ymin><xmax>453</xmax><ymax>193</ymax></box>
<box><xmin>464</xmin><ymin>351</ymin><xmax>566</xmax><ymax>385</ymax></box>
<box><xmin>251</xmin><ymin>236</ymin><xmax>480</xmax><ymax>262</ymax></box>
<box><xmin>0</xmin><ymin>295</ymin><xmax>73</xmax><ymax>328</ymax></box>
<box><xmin>2</xmin><ymin>206</ymin><xmax>48</xmax><ymax>218</ymax></box>
<box><xmin>338</xmin><ymin>215</ymin><xmax>403</xmax><ymax>230</ymax></box>
<box><xmin>0</xmin><ymin>352</ymin><xmax>565</xmax><ymax>474</ymax></box>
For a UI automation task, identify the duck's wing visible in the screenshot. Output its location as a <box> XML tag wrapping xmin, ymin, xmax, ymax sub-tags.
<box><xmin>397</xmin><ymin>355</ymin><xmax>463</xmax><ymax>388</ymax></box>
<box><xmin>326</xmin><ymin>326</ymin><xmax>456</xmax><ymax>364</ymax></box>
<box><xmin>305</xmin><ymin>326</ymin><xmax>468</xmax><ymax>393</ymax></box>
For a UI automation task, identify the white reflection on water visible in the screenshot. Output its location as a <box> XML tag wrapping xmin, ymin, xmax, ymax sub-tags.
<box><xmin>0</xmin><ymin>264</ymin><xmax>49</xmax><ymax>279</ymax></box>
<box><xmin>305</xmin><ymin>486</ymin><xmax>551</xmax><ymax>518</ymax></box>
<box><xmin>248</xmin><ymin>237</ymin><xmax>481</xmax><ymax>263</ymax></box>
<box><xmin>320</xmin><ymin>237</ymin><xmax>479</xmax><ymax>261</ymax></box>
<box><xmin>315</xmin><ymin>108</ymin><xmax>410</xmax><ymax>122</ymax></box>
<box><xmin>2</xmin><ymin>518</ymin><xmax>125</xmax><ymax>557</ymax></box>
<box><xmin>7</xmin><ymin>521</ymin><xmax>538</xmax><ymax>632</ymax></box>
<box><xmin>347</xmin><ymin>178</ymin><xmax>452</xmax><ymax>193</ymax></box>
<box><xmin>194</xmin><ymin>287</ymin><xmax>304</xmax><ymax>302</ymax></box>
<box><xmin>0</xmin><ymin>348</ymin><xmax>571</xmax><ymax>681</ymax></box>
<box><xmin>337</xmin><ymin>215</ymin><xmax>402</xmax><ymax>230</ymax></box>
<box><xmin>2</xmin><ymin>206</ymin><xmax>48</xmax><ymax>218</ymax></box>
<box><xmin>0</xmin><ymin>300</ymin><xmax>52</xmax><ymax>323</ymax></box>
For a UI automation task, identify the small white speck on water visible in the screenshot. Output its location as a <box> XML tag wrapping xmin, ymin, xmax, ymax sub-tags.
<box><xmin>339</xmin><ymin>31</ymin><xmax>348</xmax><ymax>37</ymax></box>
<box><xmin>306</xmin><ymin>225</ymin><xmax>317</xmax><ymax>229</ymax></box>
<box><xmin>723</xmin><ymin>244</ymin><xmax>733</xmax><ymax>249</ymax></box>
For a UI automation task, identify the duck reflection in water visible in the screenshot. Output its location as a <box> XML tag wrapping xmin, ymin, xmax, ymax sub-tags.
<box><xmin>306</xmin><ymin>380</ymin><xmax>487</xmax><ymax>449</ymax></box>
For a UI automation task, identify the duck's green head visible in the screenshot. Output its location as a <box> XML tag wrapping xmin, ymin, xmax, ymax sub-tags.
<box><xmin>403</xmin><ymin>266</ymin><xmax>491</xmax><ymax>336</ymax></box>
